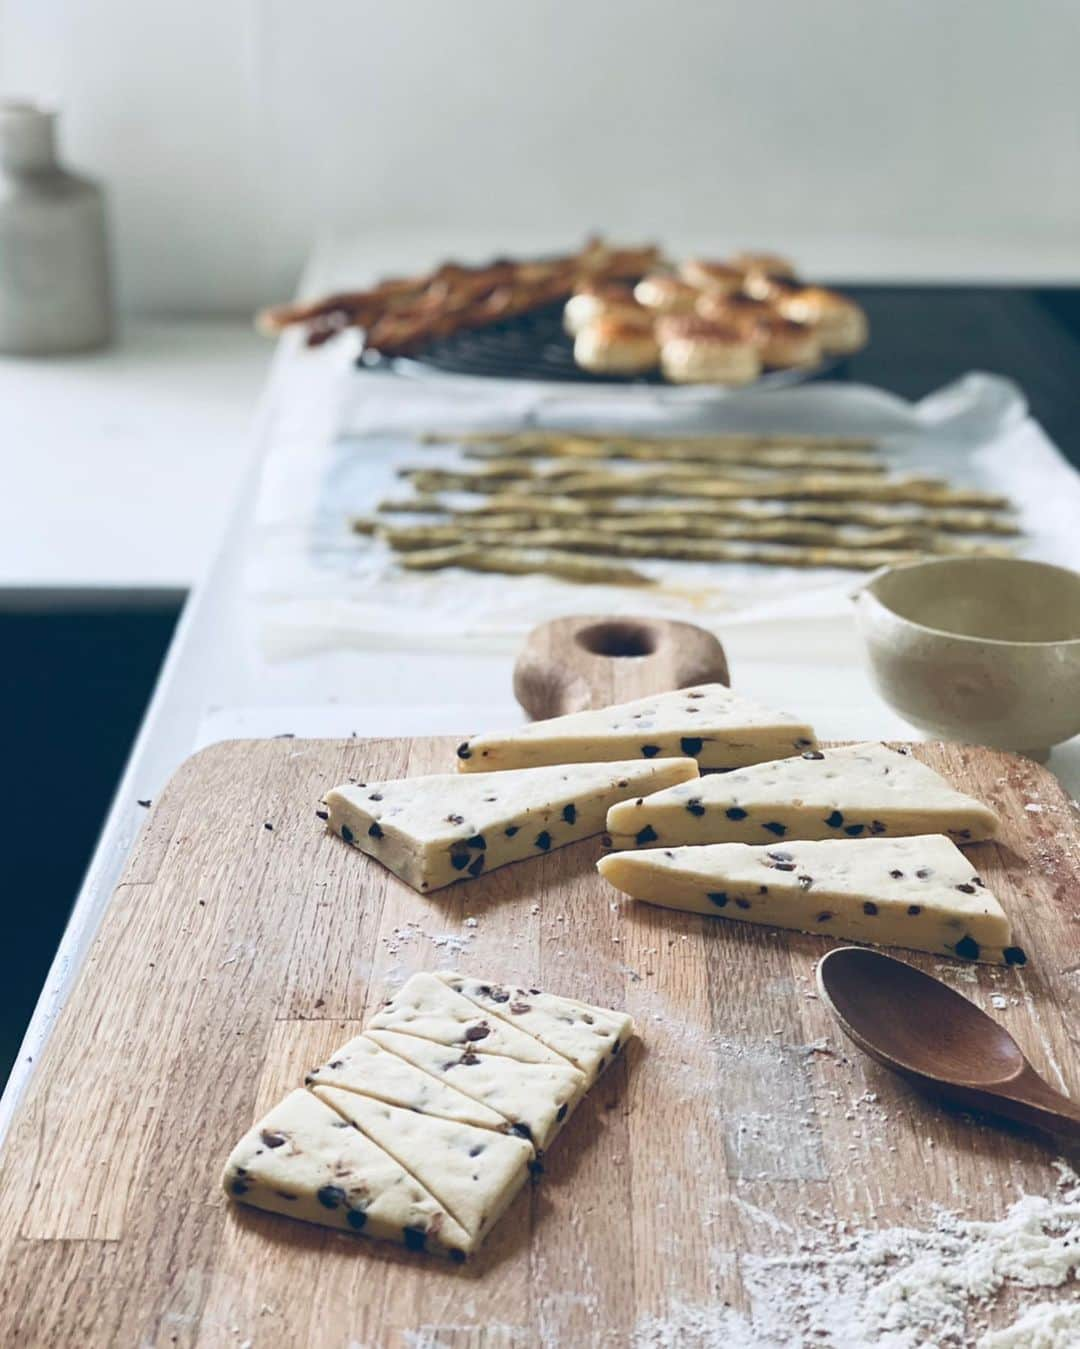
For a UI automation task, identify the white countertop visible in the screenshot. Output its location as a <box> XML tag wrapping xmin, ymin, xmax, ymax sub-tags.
<box><xmin>0</xmin><ymin>318</ymin><xmax>268</xmax><ymax>590</ymax></box>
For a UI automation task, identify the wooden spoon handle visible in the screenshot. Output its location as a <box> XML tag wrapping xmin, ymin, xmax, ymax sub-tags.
<box><xmin>943</xmin><ymin>1072</ymin><xmax>1080</xmax><ymax>1142</ymax></box>
<box><xmin>513</xmin><ymin>614</ymin><xmax>730</xmax><ymax>720</ymax></box>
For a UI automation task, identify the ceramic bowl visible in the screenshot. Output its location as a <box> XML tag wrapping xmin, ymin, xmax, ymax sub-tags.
<box><xmin>852</xmin><ymin>556</ymin><xmax>1080</xmax><ymax>760</ymax></box>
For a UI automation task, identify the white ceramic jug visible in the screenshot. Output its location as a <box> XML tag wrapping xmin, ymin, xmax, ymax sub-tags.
<box><xmin>0</xmin><ymin>101</ymin><xmax>111</xmax><ymax>355</ymax></box>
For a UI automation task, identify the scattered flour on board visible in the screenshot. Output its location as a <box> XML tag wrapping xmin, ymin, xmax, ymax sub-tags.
<box><xmin>633</xmin><ymin>1161</ymin><xmax>1080</xmax><ymax>1348</ymax></box>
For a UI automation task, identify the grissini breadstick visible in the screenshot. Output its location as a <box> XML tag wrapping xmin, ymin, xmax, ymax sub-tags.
<box><xmin>396</xmin><ymin>545</ymin><xmax>653</xmax><ymax>586</ymax></box>
<box><xmin>460</xmin><ymin>441</ymin><xmax>884</xmax><ymax>473</ymax></box>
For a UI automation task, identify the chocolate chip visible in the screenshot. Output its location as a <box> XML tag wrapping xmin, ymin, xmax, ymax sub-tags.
<box><xmin>916</xmin><ymin>868</ymin><xmax>932</xmax><ymax>879</ymax></box>
<box><xmin>317</xmin><ymin>1185</ymin><xmax>346</xmax><ymax>1209</ymax></box>
<box><xmin>368</xmin><ymin>822</ymin><xmax>384</xmax><ymax>840</ymax></box>
<box><xmin>641</xmin><ymin>745</ymin><xmax>661</xmax><ymax>758</ymax></box>
<box><xmin>465</xmin><ymin>1023</ymin><xmax>491</xmax><ymax>1041</ymax></box>
<box><xmin>466</xmin><ymin>834</ymin><xmax>486</xmax><ymax>849</ymax></box>
<box><xmin>870</xmin><ymin>820</ymin><xmax>886</xmax><ymax>834</ymax></box>
<box><xmin>505</xmin><ymin>825</ymin><xmax>519</xmax><ymax>836</ymax></box>
<box><xmin>907</xmin><ymin>905</ymin><xmax>921</xmax><ymax>915</ymax></box>
<box><xmin>617</xmin><ymin>779</ymin><xmax>628</xmax><ymax>788</ymax></box>
<box><xmin>509</xmin><ymin>1001</ymin><xmax>531</xmax><ymax>1014</ymax></box>
<box><xmin>137</xmin><ymin>798</ymin><xmax>151</xmax><ymax>808</ymax></box>
<box><xmin>329</xmin><ymin>1059</ymin><xmax>344</xmax><ymax>1070</ymax></box>
<box><xmin>260</xmin><ymin>1129</ymin><xmax>287</xmax><ymax>1149</ymax></box>
<box><xmin>446</xmin><ymin>813</ymin><xmax>464</xmax><ymax>824</ymax></box>
<box><xmin>956</xmin><ymin>883</ymin><xmax>976</xmax><ymax>894</ymax></box>
<box><xmin>402</xmin><ymin>1226</ymin><xmax>427</xmax><ymax>1252</ymax></box>
<box><xmin>797</xmin><ymin>874</ymin><xmax>814</xmax><ymax>890</ymax></box>
<box><xmin>635</xmin><ymin>825</ymin><xmax>658</xmax><ymax>845</ymax></box>
<box><xmin>948</xmin><ymin>828</ymin><xmax>972</xmax><ymax>840</ymax></box>
<box><xmin>1004</xmin><ymin>946</ymin><xmax>1027</xmax><ymax>966</ymax></box>
<box><xmin>726</xmin><ymin>807</ymin><xmax>748</xmax><ymax>820</ymax></box>
<box><xmin>229</xmin><ymin>1177</ymin><xmax>248</xmax><ymax>1196</ymax></box>
<box><xmin>263</xmin><ymin>821</ymin><xmax>274</xmax><ymax>831</ymax></box>
<box><xmin>315</xmin><ymin>808</ymin><xmax>329</xmax><ymax>821</ymax></box>
<box><xmin>274</xmin><ymin>1190</ymin><xmax>297</xmax><ymax>1201</ymax></box>
<box><xmin>510</xmin><ymin>1122</ymin><xmax>533</xmax><ymax>1140</ymax></box>
<box><xmin>686</xmin><ymin>799</ymin><xmax>705</xmax><ymax>817</ymax></box>
<box><xmin>467</xmin><ymin>855</ymin><xmax>485</xmax><ymax>878</ymax></box>
<box><xmin>771</xmin><ymin>861</ymin><xmax>796</xmax><ymax>871</ymax></box>
<box><xmin>844</xmin><ymin>824</ymin><xmax>865</xmax><ymax>837</ymax></box>
<box><xmin>468</xmin><ymin>1143</ymin><xmax>486</xmax><ymax>1157</ymax></box>
<box><xmin>766</xmin><ymin>850</ymin><xmax>793</xmax><ymax>861</ymax></box>
<box><xmin>556</xmin><ymin>1103</ymin><xmax>568</xmax><ymax>1121</ymax></box>
<box><xmin>346</xmin><ymin>1209</ymin><xmax>367</xmax><ymax>1230</ymax></box>
<box><xmin>535</xmin><ymin>830</ymin><xmax>552</xmax><ymax>851</ymax></box>
<box><xmin>450</xmin><ymin>1248</ymin><xmax>467</xmax><ymax>1263</ymax></box>
<box><xmin>680</xmin><ymin>737</ymin><xmax>703</xmax><ymax>756</ymax></box>
<box><xmin>863</xmin><ymin>902</ymin><xmax>878</xmax><ymax>916</ymax></box>
<box><xmin>796</xmin><ymin>737</ymin><xmax>814</xmax><ymax>747</ymax></box>
<box><xmin>489</xmin><ymin>988</ymin><xmax>510</xmax><ymax>1003</ymax></box>
<box><xmin>461</xmin><ymin>1051</ymin><xmax>480</xmax><ymax>1065</ymax></box>
<box><xmin>688</xmin><ymin>691</ymin><xmax>704</xmax><ymax>699</ymax></box>
<box><xmin>456</xmin><ymin>742</ymin><xmax>471</xmax><ymax>760</ymax></box>
<box><xmin>707</xmin><ymin>892</ymin><xmax>729</xmax><ymax>907</ymax></box>
<box><xmin>562</xmin><ymin>804</ymin><xmax>577</xmax><ymax>824</ymax></box>
<box><xmin>889</xmin><ymin>869</ymin><xmax>904</xmax><ymax>879</ymax></box>
<box><xmin>955</xmin><ymin>935</ymin><xmax>980</xmax><ymax>961</ymax></box>
<box><xmin>825</xmin><ymin>810</ymin><xmax>844</xmax><ymax>829</ymax></box>
<box><xmin>340</xmin><ymin>824</ymin><xmax>354</xmax><ymax>843</ymax></box>
<box><xmin>973</xmin><ymin>876</ymin><xmax>985</xmax><ymax>887</ymax></box>
<box><xmin>763</xmin><ymin>822</ymin><xmax>787</xmax><ymax>837</ymax></box>
<box><xmin>734</xmin><ymin>898</ymin><xmax>751</xmax><ymax>910</ymax></box>
<box><xmin>450</xmin><ymin>851</ymin><xmax>470</xmax><ymax>871</ymax></box>
<box><xmin>802</xmin><ymin>750</ymin><xmax>825</xmax><ymax>760</ymax></box>
<box><xmin>368</xmin><ymin>792</ymin><xmax>383</xmax><ymax>801</ymax></box>
<box><xmin>816</xmin><ymin>911</ymin><xmax>833</xmax><ymax>923</ymax></box>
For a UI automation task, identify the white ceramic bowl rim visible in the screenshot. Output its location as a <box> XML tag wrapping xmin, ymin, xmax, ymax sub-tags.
<box><xmin>860</xmin><ymin>556</ymin><xmax>1080</xmax><ymax>649</ymax></box>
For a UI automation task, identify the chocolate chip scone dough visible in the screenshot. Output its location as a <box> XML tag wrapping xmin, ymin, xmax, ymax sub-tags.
<box><xmin>323</xmin><ymin>758</ymin><xmax>698</xmax><ymax>892</ymax></box>
<box><xmin>367</xmin><ymin>970</ymin><xmax>568</xmax><ymax>1066</ymax></box>
<box><xmin>599</xmin><ymin>834</ymin><xmax>1023</xmax><ymax>966</ymax></box>
<box><xmin>435</xmin><ymin>974</ymin><xmax>634</xmax><ymax>1087</ymax></box>
<box><xmin>221</xmin><ymin>1088</ymin><xmax>473</xmax><ymax>1259</ymax></box>
<box><xmin>607</xmin><ymin>743</ymin><xmax>999</xmax><ymax>849</ymax></box>
<box><xmin>305</xmin><ymin>1032</ymin><xmax>506</xmax><ymax>1130</ymax></box>
<box><xmin>456</xmin><ymin>684</ymin><xmax>815</xmax><ymax>774</ymax></box>
<box><xmin>312</xmin><ymin>1086</ymin><xmax>534</xmax><ymax>1245</ymax></box>
<box><xmin>365</xmin><ymin>1028</ymin><xmax>586</xmax><ymax>1150</ymax></box>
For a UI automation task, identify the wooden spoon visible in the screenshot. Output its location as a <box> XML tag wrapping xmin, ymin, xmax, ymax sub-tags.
<box><xmin>514</xmin><ymin>614</ymin><xmax>729</xmax><ymax>719</ymax></box>
<box><xmin>816</xmin><ymin>946</ymin><xmax>1080</xmax><ymax>1139</ymax></box>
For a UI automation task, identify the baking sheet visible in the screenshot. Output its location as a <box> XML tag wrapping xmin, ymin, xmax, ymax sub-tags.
<box><xmin>246</xmin><ymin>365</ymin><xmax>1080</xmax><ymax>658</ymax></box>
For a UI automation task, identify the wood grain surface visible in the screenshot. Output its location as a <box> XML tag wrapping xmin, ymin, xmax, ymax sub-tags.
<box><xmin>513</xmin><ymin>614</ymin><xmax>730</xmax><ymax>720</ymax></box>
<box><xmin>0</xmin><ymin>736</ymin><xmax>1078</xmax><ymax>1347</ymax></box>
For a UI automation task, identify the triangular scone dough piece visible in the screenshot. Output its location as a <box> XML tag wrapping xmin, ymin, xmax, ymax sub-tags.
<box><xmin>607</xmin><ymin>743</ymin><xmax>999</xmax><ymax>849</ymax></box>
<box><xmin>366</xmin><ymin>1027</ymin><xmax>586</xmax><ymax>1150</ymax></box>
<box><xmin>368</xmin><ymin>971</ymin><xmax>566</xmax><ymax>1066</ymax></box>
<box><xmin>436</xmin><ymin>973</ymin><xmax>634</xmax><ymax>1086</ymax></box>
<box><xmin>455</xmin><ymin>684</ymin><xmax>816</xmax><ymax>773</ymax></box>
<box><xmin>305</xmin><ymin>1033</ymin><xmax>506</xmax><ymax>1131</ymax></box>
<box><xmin>222</xmin><ymin>1088</ymin><xmax>472</xmax><ymax>1259</ymax></box>
<box><xmin>325</xmin><ymin>758</ymin><xmax>699</xmax><ymax>893</ymax></box>
<box><xmin>313</xmin><ymin>1085</ymin><xmax>533</xmax><ymax>1243</ymax></box>
<box><xmin>599</xmin><ymin>835</ymin><xmax>1025</xmax><ymax>966</ymax></box>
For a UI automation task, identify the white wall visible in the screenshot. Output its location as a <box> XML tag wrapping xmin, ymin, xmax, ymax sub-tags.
<box><xmin>3</xmin><ymin>0</ymin><xmax>1079</xmax><ymax>314</ymax></box>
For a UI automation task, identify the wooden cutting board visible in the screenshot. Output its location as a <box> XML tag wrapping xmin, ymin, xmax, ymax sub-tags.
<box><xmin>0</xmin><ymin>736</ymin><xmax>1078</xmax><ymax>1347</ymax></box>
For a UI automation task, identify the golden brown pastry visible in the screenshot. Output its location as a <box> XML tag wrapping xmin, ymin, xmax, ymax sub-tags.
<box><xmin>563</xmin><ymin>281</ymin><xmax>649</xmax><ymax>336</ymax></box>
<box><xmin>633</xmin><ymin>274</ymin><xmax>701</xmax><ymax>315</ymax></box>
<box><xmin>678</xmin><ymin>259</ymin><xmax>745</xmax><ymax>295</ymax></box>
<box><xmin>656</xmin><ymin>316</ymin><xmax>761</xmax><ymax>385</ymax></box>
<box><xmin>750</xmin><ymin>314</ymin><xmax>823</xmax><ymax>368</ymax></box>
<box><xmin>729</xmin><ymin>250</ymin><xmax>799</xmax><ymax>280</ymax></box>
<box><xmin>776</xmin><ymin>286</ymin><xmax>869</xmax><ymax>354</ymax></box>
<box><xmin>694</xmin><ymin>292</ymin><xmax>776</xmax><ymax>332</ymax></box>
<box><xmin>575</xmin><ymin>316</ymin><xmax>660</xmax><ymax>375</ymax></box>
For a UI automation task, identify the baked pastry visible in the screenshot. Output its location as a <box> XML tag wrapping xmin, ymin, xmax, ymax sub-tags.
<box><xmin>656</xmin><ymin>316</ymin><xmax>761</xmax><ymax>385</ymax></box>
<box><xmin>563</xmin><ymin>281</ymin><xmax>648</xmax><ymax>336</ymax></box>
<box><xmin>729</xmin><ymin>250</ymin><xmax>798</xmax><ymax>280</ymax></box>
<box><xmin>694</xmin><ymin>292</ymin><xmax>775</xmax><ymax>332</ymax></box>
<box><xmin>775</xmin><ymin>286</ymin><xmax>869</xmax><ymax>354</ymax></box>
<box><xmin>750</xmin><ymin>314</ymin><xmax>822</xmax><ymax>368</ymax></box>
<box><xmin>678</xmin><ymin>259</ymin><xmax>744</xmax><ymax>295</ymax></box>
<box><xmin>633</xmin><ymin>274</ymin><xmax>701</xmax><ymax>315</ymax></box>
<box><xmin>575</xmin><ymin>316</ymin><xmax>660</xmax><ymax>375</ymax></box>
